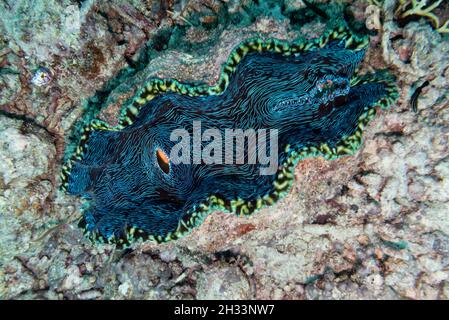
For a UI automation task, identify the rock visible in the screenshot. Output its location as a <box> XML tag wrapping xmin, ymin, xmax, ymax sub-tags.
<box><xmin>0</xmin><ymin>116</ymin><xmax>55</xmax><ymax>265</ymax></box>
<box><xmin>196</xmin><ymin>266</ymin><xmax>252</xmax><ymax>300</ymax></box>
<box><xmin>0</xmin><ymin>0</ymin><xmax>448</xmax><ymax>300</ymax></box>
<box><xmin>60</xmin><ymin>265</ymin><xmax>82</xmax><ymax>291</ymax></box>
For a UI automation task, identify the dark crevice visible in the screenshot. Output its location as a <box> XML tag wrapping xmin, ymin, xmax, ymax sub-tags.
<box><xmin>303</xmin><ymin>0</ymin><xmax>329</xmax><ymax>19</ymax></box>
<box><xmin>0</xmin><ymin>109</ymin><xmax>56</xmax><ymax>142</ymax></box>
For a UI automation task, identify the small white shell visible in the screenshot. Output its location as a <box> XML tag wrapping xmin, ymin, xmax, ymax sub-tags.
<box><xmin>31</xmin><ymin>67</ymin><xmax>53</xmax><ymax>87</ymax></box>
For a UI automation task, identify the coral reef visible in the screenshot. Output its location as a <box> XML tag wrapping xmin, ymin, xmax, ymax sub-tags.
<box><xmin>0</xmin><ymin>0</ymin><xmax>448</xmax><ymax>300</ymax></box>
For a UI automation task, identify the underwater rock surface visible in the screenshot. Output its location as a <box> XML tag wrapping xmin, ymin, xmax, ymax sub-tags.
<box><xmin>0</xmin><ymin>0</ymin><xmax>448</xmax><ymax>299</ymax></box>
